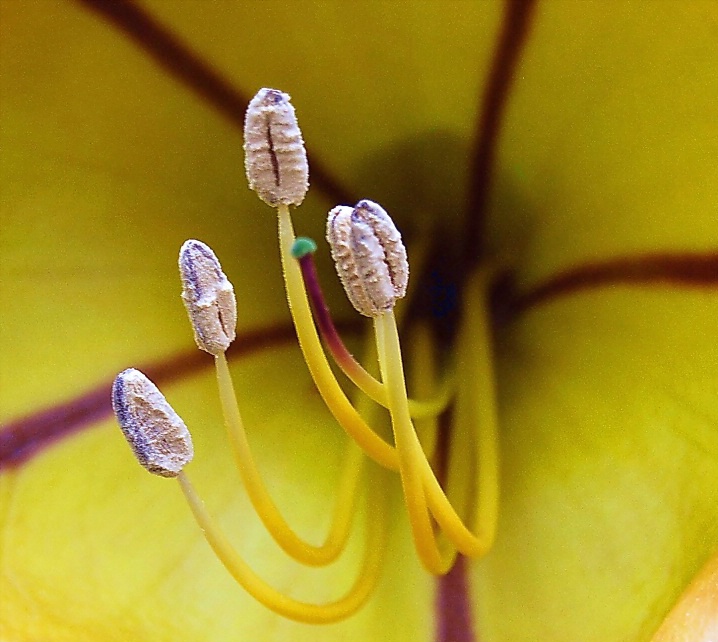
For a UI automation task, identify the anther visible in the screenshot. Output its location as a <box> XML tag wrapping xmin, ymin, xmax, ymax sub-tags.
<box><xmin>112</xmin><ymin>368</ymin><xmax>194</xmax><ymax>477</ymax></box>
<box><xmin>327</xmin><ymin>200</ymin><xmax>409</xmax><ymax>317</ymax></box>
<box><xmin>244</xmin><ymin>88</ymin><xmax>309</xmax><ymax>207</ymax></box>
<box><xmin>179</xmin><ymin>239</ymin><xmax>237</xmax><ymax>356</ymax></box>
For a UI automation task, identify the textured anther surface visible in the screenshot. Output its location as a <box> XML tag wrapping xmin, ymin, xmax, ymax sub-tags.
<box><xmin>179</xmin><ymin>239</ymin><xmax>237</xmax><ymax>355</ymax></box>
<box><xmin>326</xmin><ymin>200</ymin><xmax>409</xmax><ymax>317</ymax></box>
<box><xmin>112</xmin><ymin>368</ymin><xmax>194</xmax><ymax>477</ymax></box>
<box><xmin>244</xmin><ymin>88</ymin><xmax>309</xmax><ymax>207</ymax></box>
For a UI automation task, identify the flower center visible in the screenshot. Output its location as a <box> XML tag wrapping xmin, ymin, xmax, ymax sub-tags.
<box><xmin>111</xmin><ymin>88</ymin><xmax>500</xmax><ymax>624</ymax></box>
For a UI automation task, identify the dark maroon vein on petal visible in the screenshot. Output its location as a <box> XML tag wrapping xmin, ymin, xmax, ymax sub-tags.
<box><xmin>510</xmin><ymin>251</ymin><xmax>718</xmax><ymax>315</ymax></box>
<box><xmin>434</xmin><ymin>411</ymin><xmax>477</xmax><ymax>642</ymax></box>
<box><xmin>0</xmin><ymin>322</ymin><xmax>325</xmax><ymax>470</ymax></box>
<box><xmin>74</xmin><ymin>0</ymin><xmax>354</xmax><ymax>205</ymax></box>
<box><xmin>463</xmin><ymin>0</ymin><xmax>538</xmax><ymax>267</ymax></box>
<box><xmin>436</xmin><ymin>2</ymin><xmax>539</xmax><ymax>640</ymax></box>
<box><xmin>436</xmin><ymin>556</ymin><xmax>476</xmax><ymax>642</ymax></box>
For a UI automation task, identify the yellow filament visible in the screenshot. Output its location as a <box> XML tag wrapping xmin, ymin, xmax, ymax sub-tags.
<box><xmin>214</xmin><ymin>352</ymin><xmax>363</xmax><ymax>566</ymax></box>
<box><xmin>374</xmin><ymin>269</ymin><xmax>499</xmax><ymax>560</ymax></box>
<box><xmin>177</xmin><ymin>470</ymin><xmax>387</xmax><ymax>624</ymax></box>
<box><xmin>454</xmin><ymin>267</ymin><xmax>500</xmax><ymax>550</ymax></box>
<box><xmin>408</xmin><ymin>322</ymin><xmax>441</xmax><ymax>461</ymax></box>
<box><xmin>277</xmin><ymin>204</ymin><xmax>398</xmax><ymax>470</ymax></box>
<box><xmin>375</xmin><ymin>312</ymin><xmax>456</xmax><ymax>575</ymax></box>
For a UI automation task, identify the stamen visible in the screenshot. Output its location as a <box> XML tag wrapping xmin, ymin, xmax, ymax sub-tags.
<box><xmin>319</xmin><ymin>197</ymin><xmax>447</xmax><ymax>571</ymax></box>
<box><xmin>177</xmin><ymin>234</ymin><xmax>365</xmax><ymax>567</ymax></box>
<box><xmin>321</xmin><ymin>196</ymin><xmax>499</xmax><ymax>568</ymax></box>
<box><xmin>179</xmin><ymin>239</ymin><xmax>237</xmax><ymax>356</ymax></box>
<box><xmin>243</xmin><ymin>88</ymin><xmax>396</xmax><ymax>467</ymax></box>
<box><xmin>244</xmin><ymin>88</ymin><xmax>309</xmax><ymax>207</ymax></box>
<box><xmin>326</xmin><ymin>200</ymin><xmax>408</xmax><ymax>317</ymax></box>
<box><xmin>111</xmin><ymin>368</ymin><xmax>193</xmax><ymax>477</ymax></box>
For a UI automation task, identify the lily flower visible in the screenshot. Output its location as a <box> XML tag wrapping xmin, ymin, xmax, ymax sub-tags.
<box><xmin>1</xmin><ymin>1</ymin><xmax>717</xmax><ymax>641</ymax></box>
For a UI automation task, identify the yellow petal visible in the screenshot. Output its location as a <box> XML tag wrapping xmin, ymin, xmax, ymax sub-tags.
<box><xmin>2</xmin><ymin>0</ymin><xmax>718</xmax><ymax>640</ymax></box>
<box><xmin>490</xmin><ymin>0</ymin><xmax>718</xmax><ymax>283</ymax></box>
<box><xmin>476</xmin><ymin>2</ymin><xmax>718</xmax><ymax>641</ymax></box>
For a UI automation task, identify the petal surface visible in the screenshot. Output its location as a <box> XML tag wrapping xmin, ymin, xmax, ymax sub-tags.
<box><xmin>2</xmin><ymin>1</ymin><xmax>718</xmax><ymax>641</ymax></box>
<box><xmin>477</xmin><ymin>2</ymin><xmax>718</xmax><ymax>641</ymax></box>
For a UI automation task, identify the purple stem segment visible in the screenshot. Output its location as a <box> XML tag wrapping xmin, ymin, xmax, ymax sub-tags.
<box><xmin>298</xmin><ymin>252</ymin><xmax>369</xmax><ymax>381</ymax></box>
<box><xmin>433</xmin><ymin>411</ymin><xmax>478</xmax><ymax>642</ymax></box>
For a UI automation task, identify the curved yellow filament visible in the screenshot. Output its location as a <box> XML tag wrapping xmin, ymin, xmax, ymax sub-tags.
<box><xmin>455</xmin><ymin>268</ymin><xmax>500</xmax><ymax>549</ymax></box>
<box><xmin>419</xmin><ymin>268</ymin><xmax>499</xmax><ymax>555</ymax></box>
<box><xmin>408</xmin><ymin>322</ymin><xmax>441</xmax><ymax>461</ymax></box>
<box><xmin>374</xmin><ymin>267</ymin><xmax>499</xmax><ymax>560</ymax></box>
<box><xmin>177</xmin><ymin>469</ymin><xmax>387</xmax><ymax>624</ymax></box>
<box><xmin>214</xmin><ymin>352</ymin><xmax>363</xmax><ymax>566</ymax></box>
<box><xmin>375</xmin><ymin>313</ymin><xmax>456</xmax><ymax>575</ymax></box>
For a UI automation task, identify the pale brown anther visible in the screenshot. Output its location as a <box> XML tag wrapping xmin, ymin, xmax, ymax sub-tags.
<box><xmin>179</xmin><ymin>239</ymin><xmax>237</xmax><ymax>356</ymax></box>
<box><xmin>244</xmin><ymin>88</ymin><xmax>309</xmax><ymax>207</ymax></box>
<box><xmin>112</xmin><ymin>368</ymin><xmax>194</xmax><ymax>477</ymax></box>
<box><xmin>326</xmin><ymin>200</ymin><xmax>409</xmax><ymax>317</ymax></box>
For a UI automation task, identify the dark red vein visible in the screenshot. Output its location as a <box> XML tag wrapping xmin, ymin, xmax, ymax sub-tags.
<box><xmin>434</xmin><ymin>409</ymin><xmax>478</xmax><ymax>642</ymax></box>
<box><xmin>463</xmin><ymin>0</ymin><xmax>538</xmax><ymax>267</ymax></box>
<box><xmin>436</xmin><ymin>2</ymin><xmax>539</xmax><ymax>640</ymax></box>
<box><xmin>436</xmin><ymin>556</ymin><xmax>476</xmax><ymax>642</ymax></box>
<box><xmin>511</xmin><ymin>251</ymin><xmax>718</xmax><ymax>315</ymax></box>
<box><xmin>74</xmin><ymin>0</ymin><xmax>354</xmax><ymax>205</ymax></box>
<box><xmin>0</xmin><ymin>323</ymin><xmax>297</xmax><ymax>470</ymax></box>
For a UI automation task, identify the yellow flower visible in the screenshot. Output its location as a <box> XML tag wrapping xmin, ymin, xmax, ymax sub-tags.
<box><xmin>1</xmin><ymin>1</ymin><xmax>718</xmax><ymax>641</ymax></box>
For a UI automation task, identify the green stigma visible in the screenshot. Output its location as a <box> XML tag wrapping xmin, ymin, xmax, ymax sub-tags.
<box><xmin>291</xmin><ymin>236</ymin><xmax>318</xmax><ymax>259</ymax></box>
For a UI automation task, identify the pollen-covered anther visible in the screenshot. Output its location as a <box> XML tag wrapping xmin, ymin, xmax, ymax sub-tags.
<box><xmin>327</xmin><ymin>199</ymin><xmax>409</xmax><ymax>317</ymax></box>
<box><xmin>244</xmin><ymin>88</ymin><xmax>309</xmax><ymax>207</ymax></box>
<box><xmin>179</xmin><ymin>239</ymin><xmax>237</xmax><ymax>356</ymax></box>
<box><xmin>112</xmin><ymin>368</ymin><xmax>194</xmax><ymax>477</ymax></box>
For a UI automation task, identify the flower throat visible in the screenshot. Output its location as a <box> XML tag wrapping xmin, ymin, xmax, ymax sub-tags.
<box><xmin>111</xmin><ymin>88</ymin><xmax>500</xmax><ymax>624</ymax></box>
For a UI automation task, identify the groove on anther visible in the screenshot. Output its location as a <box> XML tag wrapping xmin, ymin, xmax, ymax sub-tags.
<box><xmin>327</xmin><ymin>200</ymin><xmax>408</xmax><ymax>317</ymax></box>
<box><xmin>244</xmin><ymin>88</ymin><xmax>309</xmax><ymax>207</ymax></box>
<box><xmin>266</xmin><ymin>121</ymin><xmax>281</xmax><ymax>186</ymax></box>
<box><xmin>179</xmin><ymin>239</ymin><xmax>237</xmax><ymax>356</ymax></box>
